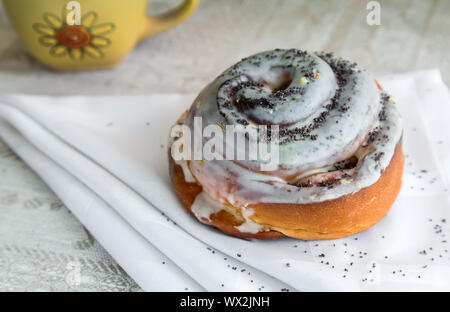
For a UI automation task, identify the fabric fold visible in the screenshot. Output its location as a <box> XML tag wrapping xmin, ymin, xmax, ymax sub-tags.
<box><xmin>0</xmin><ymin>69</ymin><xmax>449</xmax><ymax>291</ymax></box>
<box><xmin>0</xmin><ymin>102</ymin><xmax>292</xmax><ymax>292</ymax></box>
<box><xmin>0</xmin><ymin>121</ymin><xmax>204</xmax><ymax>292</ymax></box>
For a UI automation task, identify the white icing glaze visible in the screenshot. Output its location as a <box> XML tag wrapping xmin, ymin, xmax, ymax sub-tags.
<box><xmin>178</xmin><ymin>160</ymin><xmax>195</xmax><ymax>183</ymax></box>
<box><xmin>191</xmin><ymin>192</ymin><xmax>223</xmax><ymax>222</ymax></box>
<box><xmin>185</xmin><ymin>50</ymin><xmax>385</xmax><ymax>176</ymax></box>
<box><xmin>234</xmin><ymin>208</ymin><xmax>264</xmax><ymax>234</ymax></box>
<box><xmin>191</xmin><ymin>192</ymin><xmax>264</xmax><ymax>234</ymax></box>
<box><xmin>170</xmin><ymin>49</ymin><xmax>403</xmax><ymax>232</ymax></box>
<box><xmin>188</xmin><ymin>93</ymin><xmax>401</xmax><ymax>206</ymax></box>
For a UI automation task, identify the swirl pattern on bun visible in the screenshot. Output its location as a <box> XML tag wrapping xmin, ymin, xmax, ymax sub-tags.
<box><xmin>169</xmin><ymin>49</ymin><xmax>404</xmax><ymax>240</ymax></box>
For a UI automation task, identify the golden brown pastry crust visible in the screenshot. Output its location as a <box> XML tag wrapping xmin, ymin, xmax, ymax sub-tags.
<box><xmin>169</xmin><ymin>143</ymin><xmax>404</xmax><ymax>240</ymax></box>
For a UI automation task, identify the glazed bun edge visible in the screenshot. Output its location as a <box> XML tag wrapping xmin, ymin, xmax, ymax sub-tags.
<box><xmin>169</xmin><ymin>142</ymin><xmax>404</xmax><ymax>240</ymax></box>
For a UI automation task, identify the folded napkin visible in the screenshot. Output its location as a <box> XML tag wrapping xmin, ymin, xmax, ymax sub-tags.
<box><xmin>0</xmin><ymin>69</ymin><xmax>449</xmax><ymax>291</ymax></box>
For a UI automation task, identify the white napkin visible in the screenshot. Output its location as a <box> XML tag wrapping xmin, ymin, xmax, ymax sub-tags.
<box><xmin>0</xmin><ymin>69</ymin><xmax>449</xmax><ymax>292</ymax></box>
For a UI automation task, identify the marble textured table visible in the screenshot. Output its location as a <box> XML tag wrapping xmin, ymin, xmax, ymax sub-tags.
<box><xmin>0</xmin><ymin>0</ymin><xmax>449</xmax><ymax>291</ymax></box>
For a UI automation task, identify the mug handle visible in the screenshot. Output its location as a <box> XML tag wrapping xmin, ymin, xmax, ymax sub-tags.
<box><xmin>139</xmin><ymin>0</ymin><xmax>199</xmax><ymax>40</ymax></box>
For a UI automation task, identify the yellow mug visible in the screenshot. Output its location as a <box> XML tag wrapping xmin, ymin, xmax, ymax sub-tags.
<box><xmin>2</xmin><ymin>0</ymin><xmax>199</xmax><ymax>71</ymax></box>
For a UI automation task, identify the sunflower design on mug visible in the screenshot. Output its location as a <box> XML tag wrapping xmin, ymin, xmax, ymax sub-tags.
<box><xmin>32</xmin><ymin>11</ymin><xmax>115</xmax><ymax>60</ymax></box>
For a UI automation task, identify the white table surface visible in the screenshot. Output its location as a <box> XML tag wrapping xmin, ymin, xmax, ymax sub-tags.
<box><xmin>0</xmin><ymin>0</ymin><xmax>449</xmax><ymax>291</ymax></box>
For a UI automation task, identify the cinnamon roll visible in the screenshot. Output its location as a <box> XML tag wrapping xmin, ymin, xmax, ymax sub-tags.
<box><xmin>169</xmin><ymin>49</ymin><xmax>404</xmax><ymax>240</ymax></box>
